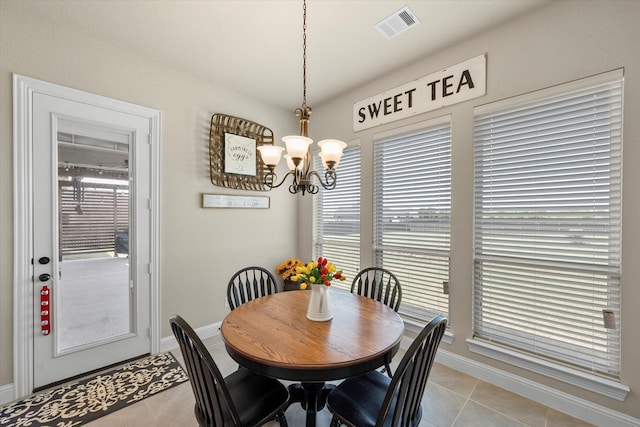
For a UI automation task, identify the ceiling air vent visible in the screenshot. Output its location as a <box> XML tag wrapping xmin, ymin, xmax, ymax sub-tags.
<box><xmin>375</xmin><ymin>6</ymin><xmax>421</xmax><ymax>40</ymax></box>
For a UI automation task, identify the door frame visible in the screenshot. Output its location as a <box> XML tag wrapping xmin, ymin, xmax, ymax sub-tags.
<box><xmin>12</xmin><ymin>74</ymin><xmax>162</xmax><ymax>399</ymax></box>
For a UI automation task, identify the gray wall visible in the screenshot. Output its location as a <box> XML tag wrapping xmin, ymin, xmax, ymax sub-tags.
<box><xmin>307</xmin><ymin>0</ymin><xmax>640</xmax><ymax>420</ymax></box>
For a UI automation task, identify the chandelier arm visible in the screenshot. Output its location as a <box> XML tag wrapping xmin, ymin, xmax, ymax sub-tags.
<box><xmin>325</xmin><ymin>170</ymin><xmax>337</xmax><ymax>188</ymax></box>
<box><xmin>262</xmin><ymin>170</ymin><xmax>298</xmax><ymax>190</ymax></box>
<box><xmin>307</xmin><ymin>170</ymin><xmax>337</xmax><ymax>190</ymax></box>
<box><xmin>294</xmin><ymin>182</ymin><xmax>319</xmax><ymax>195</ymax></box>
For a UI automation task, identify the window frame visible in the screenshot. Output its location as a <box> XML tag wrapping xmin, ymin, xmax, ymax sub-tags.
<box><xmin>470</xmin><ymin>69</ymin><xmax>628</xmax><ymax>400</ymax></box>
<box><xmin>373</xmin><ymin>116</ymin><xmax>452</xmax><ymax>323</ymax></box>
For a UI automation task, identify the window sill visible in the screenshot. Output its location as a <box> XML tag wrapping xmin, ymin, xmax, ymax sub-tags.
<box><xmin>466</xmin><ymin>338</ymin><xmax>629</xmax><ymax>401</ymax></box>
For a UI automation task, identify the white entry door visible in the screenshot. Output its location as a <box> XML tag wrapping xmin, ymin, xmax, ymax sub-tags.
<box><xmin>30</xmin><ymin>91</ymin><xmax>152</xmax><ymax>390</ymax></box>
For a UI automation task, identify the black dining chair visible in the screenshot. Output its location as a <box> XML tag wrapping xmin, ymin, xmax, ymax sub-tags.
<box><xmin>226</xmin><ymin>266</ymin><xmax>279</xmax><ymax>310</ymax></box>
<box><xmin>351</xmin><ymin>267</ymin><xmax>402</xmax><ymax>312</ymax></box>
<box><xmin>326</xmin><ymin>314</ymin><xmax>447</xmax><ymax>427</ymax></box>
<box><xmin>170</xmin><ymin>315</ymin><xmax>289</xmax><ymax>427</ymax></box>
<box><xmin>351</xmin><ymin>267</ymin><xmax>402</xmax><ymax>376</ymax></box>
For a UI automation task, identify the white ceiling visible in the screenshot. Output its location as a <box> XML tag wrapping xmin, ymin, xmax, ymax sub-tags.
<box><xmin>5</xmin><ymin>0</ymin><xmax>552</xmax><ymax>111</ymax></box>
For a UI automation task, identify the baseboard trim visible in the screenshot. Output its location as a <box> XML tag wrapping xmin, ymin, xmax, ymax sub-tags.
<box><xmin>0</xmin><ymin>383</ymin><xmax>15</xmax><ymax>405</ymax></box>
<box><xmin>466</xmin><ymin>338</ymin><xmax>629</xmax><ymax>401</ymax></box>
<box><xmin>436</xmin><ymin>349</ymin><xmax>640</xmax><ymax>427</ymax></box>
<box><xmin>160</xmin><ymin>321</ymin><xmax>222</xmax><ymax>353</ymax></box>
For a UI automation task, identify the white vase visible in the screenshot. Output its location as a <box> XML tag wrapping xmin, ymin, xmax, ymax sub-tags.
<box><xmin>306</xmin><ymin>284</ymin><xmax>333</xmax><ymax>321</ymax></box>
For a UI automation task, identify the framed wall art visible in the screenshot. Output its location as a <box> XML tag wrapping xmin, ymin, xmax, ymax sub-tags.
<box><xmin>224</xmin><ymin>133</ymin><xmax>256</xmax><ymax>176</ymax></box>
<box><xmin>209</xmin><ymin>113</ymin><xmax>274</xmax><ymax>191</ymax></box>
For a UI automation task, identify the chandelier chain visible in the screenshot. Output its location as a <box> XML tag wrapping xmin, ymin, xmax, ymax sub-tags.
<box><xmin>257</xmin><ymin>0</ymin><xmax>344</xmax><ymax>195</ymax></box>
<box><xmin>302</xmin><ymin>0</ymin><xmax>307</xmax><ymax>108</ymax></box>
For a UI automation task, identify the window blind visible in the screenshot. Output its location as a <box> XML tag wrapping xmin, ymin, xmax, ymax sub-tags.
<box><xmin>313</xmin><ymin>145</ymin><xmax>361</xmax><ymax>291</ymax></box>
<box><xmin>59</xmin><ymin>183</ymin><xmax>128</xmax><ymax>255</ymax></box>
<box><xmin>374</xmin><ymin>120</ymin><xmax>451</xmax><ymax>322</ymax></box>
<box><xmin>473</xmin><ymin>73</ymin><xmax>623</xmax><ymax>377</ymax></box>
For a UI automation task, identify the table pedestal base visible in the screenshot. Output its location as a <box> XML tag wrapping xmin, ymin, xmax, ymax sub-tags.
<box><xmin>288</xmin><ymin>382</ymin><xmax>336</xmax><ymax>427</ymax></box>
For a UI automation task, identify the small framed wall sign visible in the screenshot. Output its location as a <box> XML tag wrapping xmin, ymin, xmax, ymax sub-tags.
<box><xmin>209</xmin><ymin>113</ymin><xmax>274</xmax><ymax>191</ymax></box>
<box><xmin>201</xmin><ymin>193</ymin><xmax>270</xmax><ymax>209</ymax></box>
<box><xmin>224</xmin><ymin>133</ymin><xmax>257</xmax><ymax>176</ymax></box>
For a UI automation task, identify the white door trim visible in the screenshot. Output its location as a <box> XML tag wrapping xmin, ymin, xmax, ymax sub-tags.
<box><xmin>12</xmin><ymin>74</ymin><xmax>162</xmax><ymax>399</ymax></box>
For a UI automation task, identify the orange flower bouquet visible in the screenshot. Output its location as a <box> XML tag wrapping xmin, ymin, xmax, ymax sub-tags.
<box><xmin>276</xmin><ymin>258</ymin><xmax>303</xmax><ymax>280</ymax></box>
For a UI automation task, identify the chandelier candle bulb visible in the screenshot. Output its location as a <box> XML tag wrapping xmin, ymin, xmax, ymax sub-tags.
<box><xmin>256</xmin><ymin>145</ymin><xmax>284</xmax><ymax>168</ymax></box>
<box><xmin>282</xmin><ymin>135</ymin><xmax>313</xmax><ymax>160</ymax></box>
<box><xmin>318</xmin><ymin>139</ymin><xmax>347</xmax><ymax>165</ymax></box>
<box><xmin>319</xmin><ymin>152</ymin><xmax>340</xmax><ymax>170</ymax></box>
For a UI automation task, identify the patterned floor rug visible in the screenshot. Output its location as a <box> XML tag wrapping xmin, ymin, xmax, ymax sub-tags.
<box><xmin>0</xmin><ymin>352</ymin><xmax>188</xmax><ymax>427</ymax></box>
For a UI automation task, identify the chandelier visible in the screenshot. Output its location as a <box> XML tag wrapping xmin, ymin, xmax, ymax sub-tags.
<box><xmin>257</xmin><ymin>0</ymin><xmax>346</xmax><ymax>195</ymax></box>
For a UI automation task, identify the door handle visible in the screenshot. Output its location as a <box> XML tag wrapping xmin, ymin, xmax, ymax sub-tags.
<box><xmin>39</xmin><ymin>273</ymin><xmax>51</xmax><ymax>282</ymax></box>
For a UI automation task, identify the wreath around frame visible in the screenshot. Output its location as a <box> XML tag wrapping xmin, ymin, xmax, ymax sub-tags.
<box><xmin>209</xmin><ymin>113</ymin><xmax>274</xmax><ymax>191</ymax></box>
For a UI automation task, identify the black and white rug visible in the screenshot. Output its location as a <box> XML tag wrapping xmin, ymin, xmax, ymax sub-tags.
<box><xmin>0</xmin><ymin>352</ymin><xmax>188</xmax><ymax>427</ymax></box>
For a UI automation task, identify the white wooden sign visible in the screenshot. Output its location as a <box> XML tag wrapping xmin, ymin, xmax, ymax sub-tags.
<box><xmin>353</xmin><ymin>54</ymin><xmax>486</xmax><ymax>131</ymax></box>
<box><xmin>201</xmin><ymin>193</ymin><xmax>270</xmax><ymax>209</ymax></box>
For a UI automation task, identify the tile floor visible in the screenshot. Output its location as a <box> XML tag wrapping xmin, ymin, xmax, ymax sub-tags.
<box><xmin>86</xmin><ymin>334</ymin><xmax>594</xmax><ymax>427</ymax></box>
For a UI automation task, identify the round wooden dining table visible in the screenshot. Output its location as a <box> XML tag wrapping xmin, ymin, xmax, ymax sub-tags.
<box><xmin>220</xmin><ymin>289</ymin><xmax>404</xmax><ymax>427</ymax></box>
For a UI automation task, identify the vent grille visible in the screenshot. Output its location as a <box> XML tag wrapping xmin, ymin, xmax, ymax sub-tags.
<box><xmin>375</xmin><ymin>6</ymin><xmax>421</xmax><ymax>39</ymax></box>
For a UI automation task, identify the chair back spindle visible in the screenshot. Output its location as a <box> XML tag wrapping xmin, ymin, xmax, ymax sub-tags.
<box><xmin>351</xmin><ymin>267</ymin><xmax>402</xmax><ymax>312</ymax></box>
<box><xmin>227</xmin><ymin>266</ymin><xmax>278</xmax><ymax>310</ymax></box>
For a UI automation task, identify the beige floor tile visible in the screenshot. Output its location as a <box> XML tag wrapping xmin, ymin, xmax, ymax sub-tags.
<box><xmin>453</xmin><ymin>400</ymin><xmax>528</xmax><ymax>427</ymax></box>
<box><xmin>429</xmin><ymin>363</ymin><xmax>479</xmax><ymax>399</ymax></box>
<box><xmin>469</xmin><ymin>381</ymin><xmax>548</xmax><ymax>427</ymax></box>
<box><xmin>421</xmin><ymin>382</ymin><xmax>469</xmax><ymax>427</ymax></box>
<box><xmin>142</xmin><ymin>382</ymin><xmax>196</xmax><ymax>426</ymax></box>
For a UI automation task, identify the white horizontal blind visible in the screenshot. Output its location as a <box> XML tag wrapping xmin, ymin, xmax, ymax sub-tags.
<box><xmin>374</xmin><ymin>120</ymin><xmax>451</xmax><ymax>322</ymax></box>
<box><xmin>313</xmin><ymin>145</ymin><xmax>361</xmax><ymax>291</ymax></box>
<box><xmin>60</xmin><ymin>183</ymin><xmax>128</xmax><ymax>255</ymax></box>
<box><xmin>473</xmin><ymin>74</ymin><xmax>623</xmax><ymax>377</ymax></box>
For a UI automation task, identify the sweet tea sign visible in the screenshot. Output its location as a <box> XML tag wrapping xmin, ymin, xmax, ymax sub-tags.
<box><xmin>353</xmin><ymin>54</ymin><xmax>486</xmax><ymax>132</ymax></box>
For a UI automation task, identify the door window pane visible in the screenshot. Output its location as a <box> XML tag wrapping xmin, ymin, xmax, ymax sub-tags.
<box><xmin>57</xmin><ymin>119</ymin><xmax>132</xmax><ymax>352</ymax></box>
